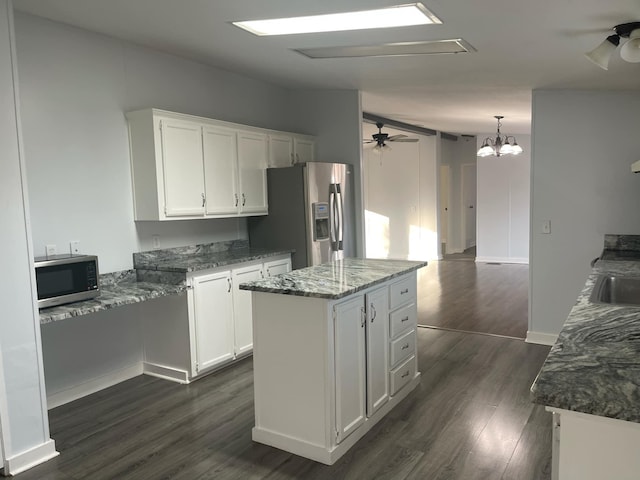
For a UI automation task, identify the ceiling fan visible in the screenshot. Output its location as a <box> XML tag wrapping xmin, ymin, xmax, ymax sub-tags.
<box><xmin>363</xmin><ymin>122</ymin><xmax>418</xmax><ymax>152</ymax></box>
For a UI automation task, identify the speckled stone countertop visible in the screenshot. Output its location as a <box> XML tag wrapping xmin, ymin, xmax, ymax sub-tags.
<box><xmin>39</xmin><ymin>270</ymin><xmax>186</xmax><ymax>324</ymax></box>
<box><xmin>531</xmin><ymin>234</ymin><xmax>640</xmax><ymax>423</ymax></box>
<box><xmin>133</xmin><ymin>239</ymin><xmax>293</xmax><ymax>274</ymax></box>
<box><xmin>239</xmin><ymin>258</ymin><xmax>428</xmax><ymax>300</ymax></box>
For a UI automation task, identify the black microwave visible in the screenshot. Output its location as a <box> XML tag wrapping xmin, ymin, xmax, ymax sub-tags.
<box><xmin>34</xmin><ymin>254</ymin><xmax>100</xmax><ymax>308</ymax></box>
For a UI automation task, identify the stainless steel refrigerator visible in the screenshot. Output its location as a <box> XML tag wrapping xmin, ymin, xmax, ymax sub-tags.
<box><xmin>248</xmin><ymin>162</ymin><xmax>355</xmax><ymax>270</ymax></box>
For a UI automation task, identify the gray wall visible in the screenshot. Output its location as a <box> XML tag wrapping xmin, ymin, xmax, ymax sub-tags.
<box><xmin>529</xmin><ymin>90</ymin><xmax>640</xmax><ymax>339</ymax></box>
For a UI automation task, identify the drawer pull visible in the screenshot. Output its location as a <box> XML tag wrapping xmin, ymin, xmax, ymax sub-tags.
<box><xmin>401</xmin><ymin>316</ymin><xmax>409</xmax><ymax>322</ymax></box>
<box><xmin>400</xmin><ymin>288</ymin><xmax>409</xmax><ymax>295</ymax></box>
<box><xmin>401</xmin><ymin>371</ymin><xmax>410</xmax><ymax>378</ymax></box>
<box><xmin>401</xmin><ymin>343</ymin><xmax>410</xmax><ymax>350</ymax></box>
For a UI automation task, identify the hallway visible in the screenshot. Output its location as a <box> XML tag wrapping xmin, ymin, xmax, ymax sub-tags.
<box><xmin>418</xmin><ymin>259</ymin><xmax>529</xmax><ymax>339</ymax></box>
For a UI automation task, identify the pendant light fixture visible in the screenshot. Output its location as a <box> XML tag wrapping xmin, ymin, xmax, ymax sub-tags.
<box><xmin>585</xmin><ymin>21</ymin><xmax>640</xmax><ymax>70</ymax></box>
<box><xmin>477</xmin><ymin>116</ymin><xmax>523</xmax><ymax>157</ymax></box>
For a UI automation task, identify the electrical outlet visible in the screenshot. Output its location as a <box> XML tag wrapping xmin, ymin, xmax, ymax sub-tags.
<box><xmin>70</xmin><ymin>241</ymin><xmax>81</xmax><ymax>255</ymax></box>
<box><xmin>152</xmin><ymin>235</ymin><xmax>161</xmax><ymax>250</ymax></box>
<box><xmin>542</xmin><ymin>220</ymin><xmax>551</xmax><ymax>234</ymax></box>
<box><xmin>45</xmin><ymin>244</ymin><xmax>57</xmax><ymax>257</ymax></box>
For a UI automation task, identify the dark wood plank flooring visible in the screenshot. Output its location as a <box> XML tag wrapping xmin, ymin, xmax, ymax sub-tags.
<box><xmin>16</xmin><ymin>328</ymin><xmax>551</xmax><ymax>480</ymax></box>
<box><xmin>418</xmin><ymin>260</ymin><xmax>529</xmax><ymax>339</ymax></box>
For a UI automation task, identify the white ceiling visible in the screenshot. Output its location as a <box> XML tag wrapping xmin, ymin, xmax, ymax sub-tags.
<box><xmin>12</xmin><ymin>0</ymin><xmax>640</xmax><ymax>136</ymax></box>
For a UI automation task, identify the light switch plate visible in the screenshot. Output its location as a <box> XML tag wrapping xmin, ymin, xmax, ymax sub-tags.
<box><xmin>152</xmin><ymin>235</ymin><xmax>161</xmax><ymax>250</ymax></box>
<box><xmin>542</xmin><ymin>220</ymin><xmax>551</xmax><ymax>234</ymax></box>
<box><xmin>46</xmin><ymin>244</ymin><xmax>57</xmax><ymax>257</ymax></box>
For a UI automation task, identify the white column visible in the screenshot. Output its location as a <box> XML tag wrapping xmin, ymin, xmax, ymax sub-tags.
<box><xmin>0</xmin><ymin>0</ymin><xmax>57</xmax><ymax>475</ymax></box>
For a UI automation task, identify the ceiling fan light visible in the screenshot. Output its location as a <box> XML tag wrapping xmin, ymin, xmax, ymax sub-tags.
<box><xmin>500</xmin><ymin>143</ymin><xmax>514</xmax><ymax>155</ymax></box>
<box><xmin>620</xmin><ymin>29</ymin><xmax>640</xmax><ymax>63</ymax></box>
<box><xmin>510</xmin><ymin>142</ymin><xmax>523</xmax><ymax>155</ymax></box>
<box><xmin>477</xmin><ymin>144</ymin><xmax>494</xmax><ymax>157</ymax></box>
<box><xmin>585</xmin><ymin>35</ymin><xmax>620</xmax><ymax>70</ymax></box>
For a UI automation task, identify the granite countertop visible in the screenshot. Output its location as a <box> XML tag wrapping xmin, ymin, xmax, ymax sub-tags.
<box><xmin>39</xmin><ymin>270</ymin><xmax>186</xmax><ymax>324</ymax></box>
<box><xmin>134</xmin><ymin>245</ymin><xmax>293</xmax><ymax>273</ymax></box>
<box><xmin>531</xmin><ymin>235</ymin><xmax>640</xmax><ymax>423</ymax></box>
<box><xmin>239</xmin><ymin>258</ymin><xmax>428</xmax><ymax>300</ymax></box>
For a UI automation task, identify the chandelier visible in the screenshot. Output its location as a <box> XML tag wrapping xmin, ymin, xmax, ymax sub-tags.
<box><xmin>585</xmin><ymin>22</ymin><xmax>640</xmax><ymax>70</ymax></box>
<box><xmin>477</xmin><ymin>116</ymin><xmax>523</xmax><ymax>157</ymax></box>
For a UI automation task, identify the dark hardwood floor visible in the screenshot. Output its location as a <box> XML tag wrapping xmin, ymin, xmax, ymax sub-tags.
<box><xmin>16</xmin><ymin>326</ymin><xmax>551</xmax><ymax>480</ymax></box>
<box><xmin>418</xmin><ymin>260</ymin><xmax>529</xmax><ymax>339</ymax></box>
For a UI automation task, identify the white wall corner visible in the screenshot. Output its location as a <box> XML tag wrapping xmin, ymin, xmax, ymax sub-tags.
<box><xmin>3</xmin><ymin>439</ymin><xmax>58</xmax><ymax>476</ymax></box>
<box><xmin>526</xmin><ymin>330</ymin><xmax>558</xmax><ymax>346</ymax></box>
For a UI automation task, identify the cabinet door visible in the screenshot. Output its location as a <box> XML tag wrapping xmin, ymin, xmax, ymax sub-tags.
<box><xmin>293</xmin><ymin>136</ymin><xmax>315</xmax><ymax>164</ymax></box>
<box><xmin>231</xmin><ymin>263</ymin><xmax>264</xmax><ymax>357</ymax></box>
<box><xmin>203</xmin><ymin>125</ymin><xmax>238</xmax><ymax>215</ymax></box>
<box><xmin>366</xmin><ymin>287</ymin><xmax>389</xmax><ymax>417</ymax></box>
<box><xmin>268</xmin><ymin>134</ymin><xmax>294</xmax><ymax>168</ymax></box>
<box><xmin>263</xmin><ymin>257</ymin><xmax>292</xmax><ymax>277</ymax></box>
<box><xmin>190</xmin><ymin>271</ymin><xmax>234</xmax><ymax>375</ymax></box>
<box><xmin>237</xmin><ymin>131</ymin><xmax>268</xmax><ymax>214</ymax></box>
<box><xmin>159</xmin><ymin>118</ymin><xmax>205</xmax><ymax>217</ymax></box>
<box><xmin>334</xmin><ymin>295</ymin><xmax>366</xmax><ymax>444</ymax></box>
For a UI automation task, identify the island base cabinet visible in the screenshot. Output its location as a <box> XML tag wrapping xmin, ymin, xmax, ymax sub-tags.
<box><xmin>251</xmin><ymin>273</ymin><xmax>420</xmax><ymax>465</ymax></box>
<box><xmin>548</xmin><ymin>408</ymin><xmax>640</xmax><ymax>480</ymax></box>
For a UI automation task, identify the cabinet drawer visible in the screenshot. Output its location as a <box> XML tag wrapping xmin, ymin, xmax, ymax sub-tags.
<box><xmin>389</xmin><ymin>303</ymin><xmax>416</xmax><ymax>339</ymax></box>
<box><xmin>390</xmin><ymin>329</ymin><xmax>416</xmax><ymax>368</ymax></box>
<box><xmin>390</xmin><ymin>355</ymin><xmax>416</xmax><ymax>396</ymax></box>
<box><xmin>389</xmin><ymin>276</ymin><xmax>416</xmax><ymax>310</ymax></box>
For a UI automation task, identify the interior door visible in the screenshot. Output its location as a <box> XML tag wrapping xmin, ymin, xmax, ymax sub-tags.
<box><xmin>462</xmin><ymin>163</ymin><xmax>477</xmax><ymax>249</ymax></box>
<box><xmin>160</xmin><ymin>118</ymin><xmax>205</xmax><ymax>217</ymax></box>
<box><xmin>440</xmin><ymin>165</ymin><xmax>450</xmax><ymax>252</ymax></box>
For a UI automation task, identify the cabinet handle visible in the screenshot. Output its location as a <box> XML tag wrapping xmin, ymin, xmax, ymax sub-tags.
<box><xmin>400</xmin><ymin>288</ymin><xmax>409</xmax><ymax>295</ymax></box>
<box><xmin>402</xmin><ymin>343</ymin><xmax>410</xmax><ymax>350</ymax></box>
<box><xmin>260</xmin><ymin>270</ymin><xmax>264</xmax><ymax>278</ymax></box>
<box><xmin>401</xmin><ymin>371</ymin><xmax>410</xmax><ymax>379</ymax></box>
<box><xmin>401</xmin><ymin>316</ymin><xmax>409</xmax><ymax>323</ymax></box>
<box><xmin>296</xmin><ymin>153</ymin><xmax>300</xmax><ymax>163</ymax></box>
<box><xmin>370</xmin><ymin>304</ymin><xmax>376</xmax><ymax>323</ymax></box>
<box><xmin>360</xmin><ymin>307</ymin><xmax>365</xmax><ymax>328</ymax></box>
<box><xmin>235</xmin><ymin>193</ymin><xmax>239</xmax><ymax>207</ymax></box>
<box><xmin>290</xmin><ymin>152</ymin><xmax>295</xmax><ymax>166</ymax></box>
<box><xmin>227</xmin><ymin>278</ymin><xmax>232</xmax><ymax>293</ymax></box>
<box><xmin>266</xmin><ymin>268</ymin><xmax>270</xmax><ymax>277</ymax></box>
<box><xmin>201</xmin><ymin>193</ymin><xmax>205</xmax><ymax>207</ymax></box>
<box><xmin>242</xmin><ymin>193</ymin><xmax>246</xmax><ymax>206</ymax></box>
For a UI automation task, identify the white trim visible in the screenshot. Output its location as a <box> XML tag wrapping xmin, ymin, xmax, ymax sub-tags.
<box><xmin>475</xmin><ymin>256</ymin><xmax>529</xmax><ymax>264</ymax></box>
<box><xmin>46</xmin><ymin>364</ymin><xmax>143</xmax><ymax>409</ymax></box>
<box><xmin>143</xmin><ymin>362</ymin><xmax>190</xmax><ymax>384</ymax></box>
<box><xmin>3</xmin><ymin>439</ymin><xmax>58</xmax><ymax>476</ymax></box>
<box><xmin>526</xmin><ymin>330</ymin><xmax>558</xmax><ymax>346</ymax></box>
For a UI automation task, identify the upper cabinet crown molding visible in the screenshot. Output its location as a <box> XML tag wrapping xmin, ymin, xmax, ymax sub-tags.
<box><xmin>126</xmin><ymin>109</ymin><xmax>315</xmax><ymax>221</ymax></box>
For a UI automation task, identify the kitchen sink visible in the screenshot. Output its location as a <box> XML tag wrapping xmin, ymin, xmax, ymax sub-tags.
<box><xmin>590</xmin><ymin>274</ymin><xmax>640</xmax><ymax>306</ymax></box>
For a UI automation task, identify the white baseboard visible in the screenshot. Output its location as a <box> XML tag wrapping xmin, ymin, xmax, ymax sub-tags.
<box><xmin>475</xmin><ymin>256</ymin><xmax>529</xmax><ymax>265</ymax></box>
<box><xmin>46</xmin><ymin>363</ymin><xmax>143</xmax><ymax>409</ymax></box>
<box><xmin>526</xmin><ymin>331</ymin><xmax>558</xmax><ymax>346</ymax></box>
<box><xmin>143</xmin><ymin>362</ymin><xmax>190</xmax><ymax>384</ymax></box>
<box><xmin>3</xmin><ymin>439</ymin><xmax>58</xmax><ymax>476</ymax></box>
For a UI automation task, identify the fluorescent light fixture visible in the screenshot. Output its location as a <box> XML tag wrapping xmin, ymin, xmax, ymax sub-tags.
<box><xmin>232</xmin><ymin>3</ymin><xmax>442</xmax><ymax>36</ymax></box>
<box><xmin>296</xmin><ymin>39</ymin><xmax>474</xmax><ymax>59</ymax></box>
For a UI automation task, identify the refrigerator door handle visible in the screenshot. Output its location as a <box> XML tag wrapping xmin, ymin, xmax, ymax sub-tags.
<box><xmin>336</xmin><ymin>184</ymin><xmax>344</xmax><ymax>251</ymax></box>
<box><xmin>329</xmin><ymin>184</ymin><xmax>339</xmax><ymax>251</ymax></box>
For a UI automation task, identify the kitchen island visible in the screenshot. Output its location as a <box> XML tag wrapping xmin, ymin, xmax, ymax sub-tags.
<box><xmin>240</xmin><ymin>258</ymin><xmax>427</xmax><ymax>465</ymax></box>
<box><xmin>531</xmin><ymin>234</ymin><xmax>640</xmax><ymax>480</ymax></box>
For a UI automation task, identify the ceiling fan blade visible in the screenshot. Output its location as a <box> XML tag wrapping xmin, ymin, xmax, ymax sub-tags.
<box><xmin>363</xmin><ymin>139</ymin><xmax>375</xmax><ymax>144</ymax></box>
<box><xmin>386</xmin><ymin>134</ymin><xmax>408</xmax><ymax>141</ymax></box>
<box><xmin>389</xmin><ymin>138</ymin><xmax>419</xmax><ymax>143</ymax></box>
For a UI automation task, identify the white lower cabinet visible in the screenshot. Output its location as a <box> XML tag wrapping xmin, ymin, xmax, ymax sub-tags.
<box><xmin>252</xmin><ymin>272</ymin><xmax>420</xmax><ymax>465</ymax></box>
<box><xmin>141</xmin><ymin>255</ymin><xmax>291</xmax><ymax>383</ymax></box>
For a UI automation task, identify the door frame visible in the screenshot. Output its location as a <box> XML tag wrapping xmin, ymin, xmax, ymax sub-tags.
<box><xmin>461</xmin><ymin>163</ymin><xmax>477</xmax><ymax>251</ymax></box>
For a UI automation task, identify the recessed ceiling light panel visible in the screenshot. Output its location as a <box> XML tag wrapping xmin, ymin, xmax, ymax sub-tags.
<box><xmin>232</xmin><ymin>3</ymin><xmax>442</xmax><ymax>36</ymax></box>
<box><xmin>296</xmin><ymin>39</ymin><xmax>475</xmax><ymax>59</ymax></box>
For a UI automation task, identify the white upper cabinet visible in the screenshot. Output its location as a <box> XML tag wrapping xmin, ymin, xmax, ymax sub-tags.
<box><xmin>203</xmin><ymin>125</ymin><xmax>238</xmax><ymax>216</ymax></box>
<box><xmin>293</xmin><ymin>135</ymin><xmax>315</xmax><ymax>164</ymax></box>
<box><xmin>127</xmin><ymin>109</ymin><xmax>311</xmax><ymax>221</ymax></box>
<box><xmin>160</xmin><ymin>118</ymin><xmax>206</xmax><ymax>217</ymax></box>
<box><xmin>237</xmin><ymin>131</ymin><xmax>268</xmax><ymax>214</ymax></box>
<box><xmin>268</xmin><ymin>134</ymin><xmax>294</xmax><ymax>168</ymax></box>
